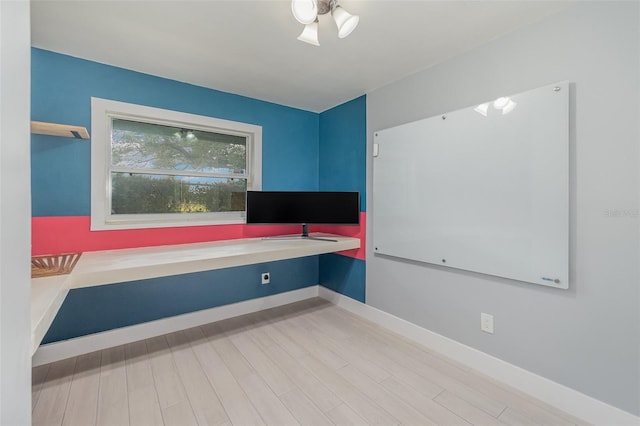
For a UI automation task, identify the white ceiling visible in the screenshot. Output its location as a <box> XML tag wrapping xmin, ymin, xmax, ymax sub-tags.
<box><xmin>31</xmin><ymin>0</ymin><xmax>568</xmax><ymax>113</ymax></box>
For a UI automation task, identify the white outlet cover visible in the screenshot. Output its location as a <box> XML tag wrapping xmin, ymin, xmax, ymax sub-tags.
<box><xmin>481</xmin><ymin>312</ymin><xmax>494</xmax><ymax>334</ymax></box>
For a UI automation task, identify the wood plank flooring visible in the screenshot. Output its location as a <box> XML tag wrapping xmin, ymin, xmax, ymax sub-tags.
<box><xmin>32</xmin><ymin>298</ymin><xmax>589</xmax><ymax>425</ymax></box>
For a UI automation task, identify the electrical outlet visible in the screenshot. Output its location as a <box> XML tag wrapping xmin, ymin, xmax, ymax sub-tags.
<box><xmin>261</xmin><ymin>272</ymin><xmax>270</xmax><ymax>285</ymax></box>
<box><xmin>481</xmin><ymin>313</ymin><xmax>494</xmax><ymax>334</ymax></box>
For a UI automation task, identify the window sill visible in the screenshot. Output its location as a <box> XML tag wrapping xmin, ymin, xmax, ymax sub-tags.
<box><xmin>91</xmin><ymin>213</ymin><xmax>245</xmax><ymax>231</ymax></box>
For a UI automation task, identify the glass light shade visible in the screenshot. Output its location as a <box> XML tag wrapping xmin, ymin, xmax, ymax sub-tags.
<box><xmin>291</xmin><ymin>0</ymin><xmax>318</xmax><ymax>25</ymax></box>
<box><xmin>332</xmin><ymin>5</ymin><xmax>359</xmax><ymax>38</ymax></box>
<box><xmin>297</xmin><ymin>21</ymin><xmax>320</xmax><ymax>46</ymax></box>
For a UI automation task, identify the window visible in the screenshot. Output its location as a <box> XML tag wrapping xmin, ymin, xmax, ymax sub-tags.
<box><xmin>91</xmin><ymin>98</ymin><xmax>262</xmax><ymax>230</ymax></box>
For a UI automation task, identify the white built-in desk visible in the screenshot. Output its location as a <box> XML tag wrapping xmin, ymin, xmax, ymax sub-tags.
<box><xmin>31</xmin><ymin>275</ymin><xmax>69</xmax><ymax>356</ymax></box>
<box><xmin>31</xmin><ymin>234</ymin><xmax>360</xmax><ymax>354</ymax></box>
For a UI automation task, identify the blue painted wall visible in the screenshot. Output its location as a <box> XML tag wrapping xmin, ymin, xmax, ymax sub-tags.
<box><xmin>43</xmin><ymin>257</ymin><xmax>318</xmax><ymax>343</ymax></box>
<box><xmin>31</xmin><ymin>48</ymin><xmax>319</xmax><ymax>217</ymax></box>
<box><xmin>319</xmin><ymin>95</ymin><xmax>367</xmax><ymax>208</ymax></box>
<box><xmin>319</xmin><ymin>254</ymin><xmax>366</xmax><ymax>302</ymax></box>
<box><xmin>32</xmin><ymin>48</ymin><xmax>367</xmax><ymax>342</ymax></box>
<box><xmin>318</xmin><ymin>95</ymin><xmax>367</xmax><ymax>302</ymax></box>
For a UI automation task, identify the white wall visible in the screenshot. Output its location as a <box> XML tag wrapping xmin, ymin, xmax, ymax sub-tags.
<box><xmin>0</xmin><ymin>1</ymin><xmax>32</xmax><ymax>424</ymax></box>
<box><xmin>367</xmin><ymin>2</ymin><xmax>639</xmax><ymax>416</ymax></box>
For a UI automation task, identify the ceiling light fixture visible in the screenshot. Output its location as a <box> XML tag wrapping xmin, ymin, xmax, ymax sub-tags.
<box><xmin>297</xmin><ymin>18</ymin><xmax>320</xmax><ymax>46</ymax></box>
<box><xmin>292</xmin><ymin>0</ymin><xmax>359</xmax><ymax>46</ymax></box>
<box><xmin>291</xmin><ymin>0</ymin><xmax>317</xmax><ymax>25</ymax></box>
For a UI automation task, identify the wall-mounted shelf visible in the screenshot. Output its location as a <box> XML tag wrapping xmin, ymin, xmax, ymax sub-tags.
<box><xmin>31</xmin><ymin>121</ymin><xmax>90</xmax><ymax>139</ymax></box>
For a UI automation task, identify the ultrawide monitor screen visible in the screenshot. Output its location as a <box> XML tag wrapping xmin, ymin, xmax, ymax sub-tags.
<box><xmin>246</xmin><ymin>191</ymin><xmax>360</xmax><ymax>225</ymax></box>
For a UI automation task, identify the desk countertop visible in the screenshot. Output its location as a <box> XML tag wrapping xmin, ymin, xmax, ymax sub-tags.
<box><xmin>31</xmin><ymin>234</ymin><xmax>360</xmax><ymax>354</ymax></box>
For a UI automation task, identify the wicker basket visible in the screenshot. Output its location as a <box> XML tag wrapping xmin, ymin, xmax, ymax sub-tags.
<box><xmin>31</xmin><ymin>253</ymin><xmax>82</xmax><ymax>278</ymax></box>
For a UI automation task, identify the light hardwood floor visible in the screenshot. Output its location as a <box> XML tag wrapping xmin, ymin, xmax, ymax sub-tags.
<box><xmin>32</xmin><ymin>298</ymin><xmax>589</xmax><ymax>426</ymax></box>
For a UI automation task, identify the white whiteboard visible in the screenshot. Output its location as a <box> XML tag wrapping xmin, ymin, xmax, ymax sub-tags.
<box><xmin>372</xmin><ymin>82</ymin><xmax>569</xmax><ymax>288</ymax></box>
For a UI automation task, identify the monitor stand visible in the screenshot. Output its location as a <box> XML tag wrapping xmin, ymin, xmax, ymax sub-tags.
<box><xmin>262</xmin><ymin>224</ymin><xmax>337</xmax><ymax>242</ymax></box>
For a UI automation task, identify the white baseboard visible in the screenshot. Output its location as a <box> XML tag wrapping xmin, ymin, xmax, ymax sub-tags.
<box><xmin>317</xmin><ymin>287</ymin><xmax>640</xmax><ymax>426</ymax></box>
<box><xmin>32</xmin><ymin>286</ymin><xmax>319</xmax><ymax>367</ymax></box>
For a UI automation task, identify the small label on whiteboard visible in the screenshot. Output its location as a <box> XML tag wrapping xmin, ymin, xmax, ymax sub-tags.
<box><xmin>373</xmin><ymin>143</ymin><xmax>379</xmax><ymax>157</ymax></box>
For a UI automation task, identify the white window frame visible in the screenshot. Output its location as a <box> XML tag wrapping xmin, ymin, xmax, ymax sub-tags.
<box><xmin>91</xmin><ymin>97</ymin><xmax>262</xmax><ymax>231</ymax></box>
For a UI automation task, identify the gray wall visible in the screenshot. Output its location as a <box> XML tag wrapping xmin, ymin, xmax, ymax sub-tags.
<box><xmin>0</xmin><ymin>0</ymin><xmax>32</xmax><ymax>424</ymax></box>
<box><xmin>366</xmin><ymin>2</ymin><xmax>639</xmax><ymax>416</ymax></box>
